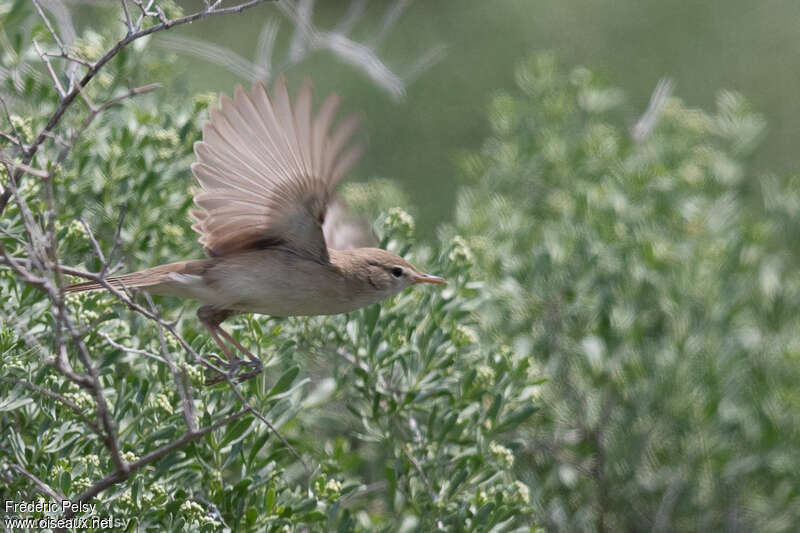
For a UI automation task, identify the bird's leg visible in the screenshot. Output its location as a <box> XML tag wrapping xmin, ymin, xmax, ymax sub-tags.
<box><xmin>214</xmin><ymin>327</ymin><xmax>261</xmax><ymax>364</ymax></box>
<box><xmin>197</xmin><ymin>306</ymin><xmax>262</xmax><ymax>384</ymax></box>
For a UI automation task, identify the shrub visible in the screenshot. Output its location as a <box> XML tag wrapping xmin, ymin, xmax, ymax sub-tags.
<box><xmin>449</xmin><ymin>52</ymin><xmax>800</xmax><ymax>531</ymax></box>
<box><xmin>0</xmin><ymin>3</ymin><xmax>538</xmax><ymax>531</ymax></box>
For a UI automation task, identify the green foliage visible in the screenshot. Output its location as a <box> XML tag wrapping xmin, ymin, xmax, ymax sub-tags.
<box><xmin>450</xmin><ymin>52</ymin><xmax>800</xmax><ymax>531</ymax></box>
<box><xmin>5</xmin><ymin>0</ymin><xmax>800</xmax><ymax>529</ymax></box>
<box><xmin>0</xmin><ymin>3</ymin><xmax>538</xmax><ymax>531</ymax></box>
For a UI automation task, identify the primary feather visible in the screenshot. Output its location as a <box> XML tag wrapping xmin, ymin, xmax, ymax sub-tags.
<box><xmin>191</xmin><ymin>78</ymin><xmax>364</xmax><ymax>260</ymax></box>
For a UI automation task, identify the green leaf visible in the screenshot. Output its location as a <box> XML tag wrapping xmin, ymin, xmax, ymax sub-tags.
<box><xmin>0</xmin><ymin>396</ymin><xmax>33</xmax><ymax>411</ymax></box>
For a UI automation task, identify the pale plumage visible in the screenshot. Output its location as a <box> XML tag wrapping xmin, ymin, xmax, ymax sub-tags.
<box><xmin>67</xmin><ymin>79</ymin><xmax>444</xmax><ymax>383</ymax></box>
<box><xmin>191</xmin><ymin>78</ymin><xmax>363</xmax><ymax>259</ymax></box>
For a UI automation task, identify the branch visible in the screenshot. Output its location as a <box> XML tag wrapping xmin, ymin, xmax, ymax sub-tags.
<box><xmin>143</xmin><ymin>293</ymin><xmax>198</xmax><ymax>434</ymax></box>
<box><xmin>32</xmin><ymin>0</ymin><xmax>67</xmax><ymax>55</ymax></box>
<box><xmin>368</xmin><ymin>0</ymin><xmax>409</xmax><ymax>50</ymax></box>
<box><xmin>61</xmin><ymin>408</ymin><xmax>250</xmax><ymax>520</ymax></box>
<box><xmin>3</xmin><ymin>377</ymin><xmax>104</xmax><ymax>438</ymax></box>
<box><xmin>120</xmin><ymin>0</ymin><xmax>134</xmax><ymax>34</ymax></box>
<box><xmin>99</xmin><ymin>332</ymin><xmax>167</xmax><ymax>365</ymax></box>
<box><xmin>632</xmin><ymin>77</ymin><xmax>674</xmax><ymax>142</ymax></box>
<box><xmin>0</xmin><ymin>0</ymin><xmax>272</xmax><ymax>217</ymax></box>
<box><xmin>0</xmin><ymin>159</ymin><xmax>50</xmax><ymax>179</ymax></box>
<box><xmin>7</xmin><ymin>463</ymin><xmax>66</xmax><ymax>503</ymax></box>
<box><xmin>52</xmin><ymin>84</ymin><xmax>161</xmax><ymax>173</ymax></box>
<box><xmin>156</xmin><ymin>0</ymin><xmax>444</xmax><ymax>100</ymax></box>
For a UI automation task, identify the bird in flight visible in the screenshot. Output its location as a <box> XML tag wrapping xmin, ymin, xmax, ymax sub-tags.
<box><xmin>67</xmin><ymin>79</ymin><xmax>446</xmax><ymax>382</ymax></box>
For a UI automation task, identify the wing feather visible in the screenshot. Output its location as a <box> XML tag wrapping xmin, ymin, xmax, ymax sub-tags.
<box><xmin>191</xmin><ymin>79</ymin><xmax>363</xmax><ymax>258</ymax></box>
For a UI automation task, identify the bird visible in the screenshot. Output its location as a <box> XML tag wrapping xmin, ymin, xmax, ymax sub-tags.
<box><xmin>66</xmin><ymin>78</ymin><xmax>446</xmax><ymax>383</ymax></box>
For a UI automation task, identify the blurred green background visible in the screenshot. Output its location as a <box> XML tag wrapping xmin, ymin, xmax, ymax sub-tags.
<box><xmin>144</xmin><ymin>0</ymin><xmax>800</xmax><ymax>235</ymax></box>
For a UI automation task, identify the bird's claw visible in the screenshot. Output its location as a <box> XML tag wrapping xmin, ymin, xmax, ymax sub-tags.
<box><xmin>204</xmin><ymin>355</ymin><xmax>263</xmax><ymax>385</ymax></box>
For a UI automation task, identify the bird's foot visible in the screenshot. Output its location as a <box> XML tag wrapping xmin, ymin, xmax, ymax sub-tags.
<box><xmin>204</xmin><ymin>354</ymin><xmax>263</xmax><ymax>385</ymax></box>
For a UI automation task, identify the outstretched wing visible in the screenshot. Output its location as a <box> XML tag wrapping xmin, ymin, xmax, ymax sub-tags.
<box><xmin>190</xmin><ymin>78</ymin><xmax>364</xmax><ymax>260</ymax></box>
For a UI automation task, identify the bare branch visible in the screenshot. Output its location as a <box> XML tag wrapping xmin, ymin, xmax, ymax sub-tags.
<box><xmin>62</xmin><ymin>408</ymin><xmax>250</xmax><ymax>520</ymax></box>
<box><xmin>156</xmin><ymin>35</ymin><xmax>261</xmax><ymax>81</ymax></box>
<box><xmin>334</xmin><ymin>0</ymin><xmax>367</xmax><ymax>35</ymax></box>
<box><xmin>0</xmin><ymin>131</ymin><xmax>26</xmax><ymax>150</ymax></box>
<box><xmin>102</xmin><ymin>204</ymin><xmax>127</xmax><ymax>278</ymax></box>
<box><xmin>0</xmin><ymin>159</ymin><xmax>49</xmax><ymax>179</ymax></box>
<box><xmin>32</xmin><ymin>0</ymin><xmax>67</xmax><ymax>55</ymax></box>
<box><xmin>56</xmin><ymin>296</ymin><xmax>129</xmax><ymax>473</ymax></box>
<box><xmin>255</xmin><ymin>20</ymin><xmax>280</xmax><ymax>80</ymax></box>
<box><xmin>143</xmin><ymin>293</ymin><xmax>198</xmax><ymax>433</ymax></box>
<box><xmin>79</xmin><ymin>217</ymin><xmax>107</xmax><ymax>265</ymax></box>
<box><xmin>0</xmin><ymin>305</ymin><xmax>93</xmax><ymax>389</ymax></box>
<box><xmin>99</xmin><ymin>332</ymin><xmax>167</xmax><ymax>365</ymax></box>
<box><xmin>8</xmin><ymin>463</ymin><xmax>66</xmax><ymax>502</ymax></box>
<box><xmin>404</xmin><ymin>44</ymin><xmax>448</xmax><ymax>85</ymax></box>
<box><xmin>287</xmin><ymin>0</ymin><xmax>313</xmax><ymax>64</ymax></box>
<box><xmin>32</xmin><ymin>0</ymin><xmax>87</xmax><ymax>90</ymax></box>
<box><xmin>120</xmin><ymin>0</ymin><xmax>133</xmax><ymax>34</ymax></box>
<box><xmin>3</xmin><ymin>377</ymin><xmax>104</xmax><ymax>437</ymax></box>
<box><xmin>632</xmin><ymin>77</ymin><xmax>675</xmax><ymax>142</ymax></box>
<box><xmin>0</xmin><ymin>94</ymin><xmax>25</xmax><ymax>151</ymax></box>
<box><xmin>52</xmin><ymin>83</ymin><xmax>161</xmax><ymax>172</ymax></box>
<box><xmin>162</xmin><ymin>0</ymin><xmax>443</xmax><ymax>101</ymax></box>
<box><xmin>0</xmin><ymin>3</ymin><xmax>314</xmax><ymax>525</ymax></box>
<box><xmin>43</xmin><ymin>50</ymin><xmax>95</xmax><ymax>69</ymax></box>
<box><xmin>222</xmin><ymin>371</ymin><xmax>309</xmax><ymax>471</ymax></box>
<box><xmin>0</xmin><ymin>0</ymin><xmax>272</xmax><ymax>217</ymax></box>
<box><xmin>369</xmin><ymin>0</ymin><xmax>410</xmax><ymax>50</ymax></box>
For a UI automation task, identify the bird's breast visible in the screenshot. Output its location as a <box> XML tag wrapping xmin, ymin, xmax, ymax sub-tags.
<box><xmin>200</xmin><ymin>248</ymin><xmax>378</xmax><ymax>317</ymax></box>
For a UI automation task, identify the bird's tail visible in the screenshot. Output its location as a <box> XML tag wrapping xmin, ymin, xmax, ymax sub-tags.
<box><xmin>65</xmin><ymin>260</ymin><xmax>209</xmax><ymax>294</ymax></box>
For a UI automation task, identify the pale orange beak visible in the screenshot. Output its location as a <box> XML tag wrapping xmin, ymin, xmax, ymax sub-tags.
<box><xmin>414</xmin><ymin>273</ymin><xmax>447</xmax><ymax>285</ymax></box>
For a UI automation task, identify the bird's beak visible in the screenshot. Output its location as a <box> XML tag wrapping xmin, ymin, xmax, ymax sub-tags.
<box><xmin>414</xmin><ymin>273</ymin><xmax>447</xmax><ymax>285</ymax></box>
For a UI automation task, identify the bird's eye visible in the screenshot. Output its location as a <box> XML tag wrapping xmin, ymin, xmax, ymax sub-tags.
<box><xmin>391</xmin><ymin>267</ymin><xmax>404</xmax><ymax>278</ymax></box>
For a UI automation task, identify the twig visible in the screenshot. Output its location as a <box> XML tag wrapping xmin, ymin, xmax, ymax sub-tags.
<box><xmin>368</xmin><ymin>0</ymin><xmax>409</xmax><ymax>50</ymax></box>
<box><xmin>31</xmin><ymin>0</ymin><xmax>67</xmax><ymax>54</ymax></box>
<box><xmin>3</xmin><ymin>377</ymin><xmax>104</xmax><ymax>437</ymax></box>
<box><xmin>158</xmin><ymin>0</ymin><xmax>443</xmax><ymax>101</ymax></box>
<box><xmin>61</xmin><ymin>408</ymin><xmax>250</xmax><ymax>520</ymax></box>
<box><xmin>143</xmin><ymin>292</ymin><xmax>198</xmax><ymax>433</ymax></box>
<box><xmin>99</xmin><ymin>332</ymin><xmax>167</xmax><ymax>365</ymax></box>
<box><xmin>0</xmin><ymin>94</ymin><xmax>25</xmax><ymax>151</ymax></box>
<box><xmin>403</xmin><ymin>445</ymin><xmax>436</xmax><ymax>500</ymax></box>
<box><xmin>8</xmin><ymin>463</ymin><xmax>66</xmax><ymax>503</ymax></box>
<box><xmin>52</xmin><ymin>83</ymin><xmax>161</xmax><ymax>173</ymax></box>
<box><xmin>222</xmin><ymin>372</ymin><xmax>309</xmax><ymax>472</ymax></box>
<box><xmin>632</xmin><ymin>77</ymin><xmax>675</xmax><ymax>142</ymax></box>
<box><xmin>103</xmin><ymin>205</ymin><xmax>127</xmax><ymax>278</ymax></box>
<box><xmin>0</xmin><ymin>159</ymin><xmax>49</xmax><ymax>179</ymax></box>
<box><xmin>0</xmin><ymin>131</ymin><xmax>26</xmax><ymax>150</ymax></box>
<box><xmin>0</xmin><ymin>0</ymin><xmax>272</xmax><ymax>217</ymax></box>
<box><xmin>120</xmin><ymin>0</ymin><xmax>133</xmax><ymax>34</ymax></box>
<box><xmin>334</xmin><ymin>0</ymin><xmax>366</xmax><ymax>35</ymax></box>
<box><xmin>33</xmin><ymin>39</ymin><xmax>66</xmax><ymax>99</ymax></box>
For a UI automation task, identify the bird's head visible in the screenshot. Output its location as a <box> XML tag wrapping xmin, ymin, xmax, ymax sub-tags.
<box><xmin>334</xmin><ymin>248</ymin><xmax>446</xmax><ymax>302</ymax></box>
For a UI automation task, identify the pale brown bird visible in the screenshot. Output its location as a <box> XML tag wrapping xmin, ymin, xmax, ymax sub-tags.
<box><xmin>66</xmin><ymin>79</ymin><xmax>445</xmax><ymax>382</ymax></box>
